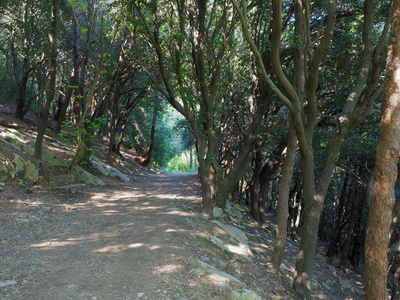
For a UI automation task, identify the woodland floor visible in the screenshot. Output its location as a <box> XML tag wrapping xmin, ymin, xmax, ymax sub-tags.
<box><xmin>0</xmin><ymin>105</ymin><xmax>366</xmax><ymax>300</ymax></box>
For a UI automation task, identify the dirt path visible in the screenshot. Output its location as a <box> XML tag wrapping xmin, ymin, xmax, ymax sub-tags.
<box><xmin>1</xmin><ymin>171</ymin><xmax>367</xmax><ymax>300</ymax></box>
<box><xmin>1</xmin><ymin>173</ymin><xmax>222</xmax><ymax>299</ymax></box>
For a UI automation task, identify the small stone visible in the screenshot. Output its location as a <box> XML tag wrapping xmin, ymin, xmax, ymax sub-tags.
<box><xmin>166</xmin><ymin>208</ymin><xmax>181</xmax><ymax>211</ymax></box>
<box><xmin>15</xmin><ymin>218</ymin><xmax>29</xmax><ymax>223</ymax></box>
<box><xmin>213</xmin><ymin>207</ymin><xmax>224</xmax><ymax>218</ymax></box>
<box><xmin>66</xmin><ymin>284</ymin><xmax>77</xmax><ymax>289</ymax></box>
<box><xmin>0</xmin><ymin>280</ymin><xmax>17</xmax><ymax>287</ymax></box>
<box><xmin>78</xmin><ymin>292</ymin><xmax>89</xmax><ymax>298</ymax></box>
<box><xmin>137</xmin><ymin>292</ymin><xmax>144</xmax><ymax>298</ymax></box>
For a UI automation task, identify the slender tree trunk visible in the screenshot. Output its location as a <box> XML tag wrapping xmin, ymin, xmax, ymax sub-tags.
<box><xmin>272</xmin><ymin>122</ymin><xmax>297</xmax><ymax>267</ymax></box>
<box><xmin>365</xmin><ymin>2</ymin><xmax>400</xmax><ymax>298</ymax></box>
<box><xmin>339</xmin><ymin>178</ymin><xmax>362</xmax><ymax>271</ymax></box>
<box><xmin>142</xmin><ymin>105</ymin><xmax>157</xmax><ymax>166</ymax></box>
<box><xmin>34</xmin><ymin>0</ymin><xmax>57</xmax><ymax>159</ymax></box>
<box><xmin>327</xmin><ymin>172</ymin><xmax>349</xmax><ymax>258</ymax></box>
<box><xmin>293</xmin><ymin>150</ymin><xmax>319</xmax><ymax>299</ymax></box>
<box><xmin>391</xmin><ymin>256</ymin><xmax>400</xmax><ymax>299</ymax></box>
<box><xmin>250</xmin><ymin>152</ymin><xmax>262</xmax><ymax>222</ymax></box>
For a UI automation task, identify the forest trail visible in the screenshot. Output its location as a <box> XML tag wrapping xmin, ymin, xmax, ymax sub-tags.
<box><xmin>0</xmin><ymin>168</ymin><xmax>364</xmax><ymax>300</ymax></box>
<box><xmin>0</xmin><ymin>173</ymin><xmax>225</xmax><ymax>299</ymax></box>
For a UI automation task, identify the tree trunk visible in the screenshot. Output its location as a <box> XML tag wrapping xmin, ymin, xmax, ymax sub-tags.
<box><xmin>293</xmin><ymin>150</ymin><xmax>319</xmax><ymax>299</ymax></box>
<box><xmin>365</xmin><ymin>2</ymin><xmax>400</xmax><ymax>298</ymax></box>
<box><xmin>288</xmin><ymin>177</ymin><xmax>302</xmax><ymax>240</ymax></box>
<box><xmin>339</xmin><ymin>176</ymin><xmax>363</xmax><ymax>271</ymax></box>
<box><xmin>142</xmin><ymin>105</ymin><xmax>157</xmax><ymax>166</ymax></box>
<box><xmin>250</xmin><ymin>151</ymin><xmax>262</xmax><ymax>222</ymax></box>
<box><xmin>391</xmin><ymin>255</ymin><xmax>400</xmax><ymax>299</ymax></box>
<box><xmin>327</xmin><ymin>172</ymin><xmax>349</xmax><ymax>258</ymax></box>
<box><xmin>272</xmin><ymin>122</ymin><xmax>297</xmax><ymax>267</ymax></box>
<box><xmin>34</xmin><ymin>0</ymin><xmax>57</xmax><ymax>159</ymax></box>
<box><xmin>258</xmin><ymin>141</ymin><xmax>286</xmax><ymax>222</ymax></box>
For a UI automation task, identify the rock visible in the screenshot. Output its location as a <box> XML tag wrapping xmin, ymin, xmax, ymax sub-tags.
<box><xmin>322</xmin><ymin>282</ymin><xmax>332</xmax><ymax>290</ymax></box>
<box><xmin>230</xmin><ymin>290</ymin><xmax>243</xmax><ymax>300</ymax></box>
<box><xmin>166</xmin><ymin>207</ymin><xmax>182</xmax><ymax>212</ymax></box>
<box><xmin>315</xmin><ymin>252</ymin><xmax>327</xmax><ymax>263</ymax></box>
<box><xmin>0</xmin><ymin>159</ymin><xmax>15</xmax><ymax>180</ymax></box>
<box><xmin>311</xmin><ymin>279</ymin><xmax>319</xmax><ymax>289</ymax></box>
<box><xmin>225</xmin><ymin>243</ymin><xmax>253</xmax><ymax>260</ymax></box>
<box><xmin>213</xmin><ymin>207</ymin><xmax>224</xmax><ymax>218</ymax></box>
<box><xmin>0</xmin><ymin>280</ymin><xmax>17</xmax><ymax>287</ymax></box>
<box><xmin>13</xmin><ymin>154</ymin><xmax>25</xmax><ymax>174</ymax></box>
<box><xmin>338</xmin><ymin>276</ymin><xmax>354</xmax><ymax>292</ymax></box>
<box><xmin>23</xmin><ymin>160</ymin><xmax>38</xmax><ymax>184</ymax></box>
<box><xmin>15</xmin><ymin>218</ymin><xmax>30</xmax><ymax>223</ymax></box>
<box><xmin>241</xmin><ymin>289</ymin><xmax>263</xmax><ymax>300</ymax></box>
<box><xmin>22</xmin><ymin>140</ymin><xmax>35</xmax><ymax>155</ymax></box>
<box><xmin>42</xmin><ymin>147</ymin><xmax>68</xmax><ymax>167</ymax></box>
<box><xmin>124</xmin><ymin>160</ymin><xmax>139</xmax><ymax>174</ymax></box>
<box><xmin>90</xmin><ymin>157</ymin><xmax>130</xmax><ymax>182</ymax></box>
<box><xmin>225</xmin><ymin>201</ymin><xmax>243</xmax><ymax>219</ymax></box>
<box><xmin>90</xmin><ymin>157</ymin><xmax>109</xmax><ymax>175</ymax></box>
<box><xmin>0</xmin><ymin>163</ymin><xmax>8</xmax><ymax>174</ymax></box>
<box><xmin>229</xmin><ymin>289</ymin><xmax>262</xmax><ymax>300</ymax></box>
<box><xmin>0</xmin><ymin>129</ymin><xmax>25</xmax><ymax>149</ymax></box>
<box><xmin>72</xmin><ymin>165</ymin><xmax>105</xmax><ymax>185</ymax></box>
<box><xmin>212</xmin><ymin>220</ymin><xmax>249</xmax><ymax>245</ymax></box>
<box><xmin>210</xmin><ymin>236</ymin><xmax>228</xmax><ymax>252</ymax></box>
<box><xmin>229</xmin><ymin>215</ymin><xmax>242</xmax><ymax>224</ymax></box>
<box><xmin>195</xmin><ymin>259</ymin><xmax>245</xmax><ymax>286</ymax></box>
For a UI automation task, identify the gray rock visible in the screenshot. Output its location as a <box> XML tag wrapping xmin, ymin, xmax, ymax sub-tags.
<box><xmin>15</xmin><ymin>218</ymin><xmax>30</xmax><ymax>223</ymax></box>
<box><xmin>230</xmin><ymin>289</ymin><xmax>263</xmax><ymax>300</ymax></box>
<box><xmin>210</xmin><ymin>236</ymin><xmax>228</xmax><ymax>252</ymax></box>
<box><xmin>225</xmin><ymin>201</ymin><xmax>243</xmax><ymax>219</ymax></box>
<box><xmin>23</xmin><ymin>160</ymin><xmax>38</xmax><ymax>184</ymax></box>
<box><xmin>213</xmin><ymin>207</ymin><xmax>224</xmax><ymax>218</ymax></box>
<box><xmin>195</xmin><ymin>259</ymin><xmax>245</xmax><ymax>286</ymax></box>
<box><xmin>13</xmin><ymin>154</ymin><xmax>25</xmax><ymax>174</ymax></box>
<box><xmin>166</xmin><ymin>208</ymin><xmax>182</xmax><ymax>211</ymax></box>
<box><xmin>90</xmin><ymin>157</ymin><xmax>130</xmax><ymax>182</ymax></box>
<box><xmin>72</xmin><ymin>165</ymin><xmax>105</xmax><ymax>185</ymax></box>
<box><xmin>0</xmin><ymin>280</ymin><xmax>17</xmax><ymax>287</ymax></box>
<box><xmin>212</xmin><ymin>220</ymin><xmax>249</xmax><ymax>245</ymax></box>
<box><xmin>42</xmin><ymin>147</ymin><xmax>68</xmax><ymax>167</ymax></box>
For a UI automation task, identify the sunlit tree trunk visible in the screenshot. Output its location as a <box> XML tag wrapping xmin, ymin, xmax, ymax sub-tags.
<box><xmin>365</xmin><ymin>1</ymin><xmax>400</xmax><ymax>298</ymax></box>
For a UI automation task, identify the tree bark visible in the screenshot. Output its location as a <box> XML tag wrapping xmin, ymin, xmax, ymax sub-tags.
<box><xmin>141</xmin><ymin>104</ymin><xmax>157</xmax><ymax>166</ymax></box>
<box><xmin>339</xmin><ymin>175</ymin><xmax>363</xmax><ymax>271</ymax></box>
<box><xmin>272</xmin><ymin>122</ymin><xmax>297</xmax><ymax>267</ymax></box>
<box><xmin>250</xmin><ymin>150</ymin><xmax>262</xmax><ymax>222</ymax></box>
<box><xmin>327</xmin><ymin>172</ymin><xmax>349</xmax><ymax>258</ymax></box>
<box><xmin>34</xmin><ymin>0</ymin><xmax>57</xmax><ymax>159</ymax></box>
<box><xmin>364</xmin><ymin>2</ymin><xmax>400</xmax><ymax>298</ymax></box>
